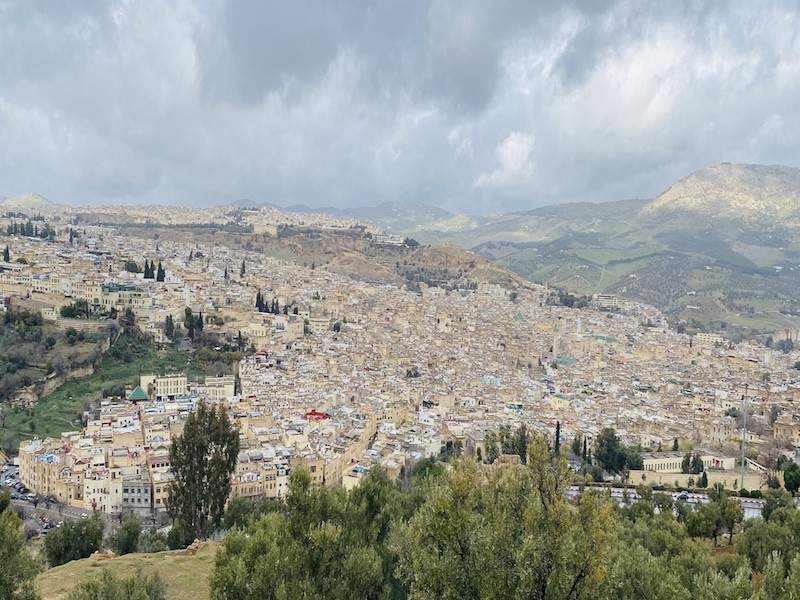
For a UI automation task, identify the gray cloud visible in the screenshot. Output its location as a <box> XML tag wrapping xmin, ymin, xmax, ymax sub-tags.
<box><xmin>0</xmin><ymin>0</ymin><xmax>798</xmax><ymax>214</ymax></box>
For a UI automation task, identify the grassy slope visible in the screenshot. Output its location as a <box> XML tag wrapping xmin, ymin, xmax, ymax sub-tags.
<box><xmin>37</xmin><ymin>542</ymin><xmax>218</xmax><ymax>600</ymax></box>
<box><xmin>0</xmin><ymin>335</ymin><xmax>203</xmax><ymax>442</ymax></box>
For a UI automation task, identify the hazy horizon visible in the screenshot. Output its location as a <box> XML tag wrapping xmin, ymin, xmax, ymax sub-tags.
<box><xmin>2</xmin><ymin>1</ymin><xmax>799</xmax><ymax>215</ymax></box>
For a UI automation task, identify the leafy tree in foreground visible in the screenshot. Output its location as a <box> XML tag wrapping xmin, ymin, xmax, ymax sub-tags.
<box><xmin>67</xmin><ymin>569</ymin><xmax>166</xmax><ymax>600</ymax></box>
<box><xmin>44</xmin><ymin>514</ymin><xmax>104</xmax><ymax>567</ymax></box>
<box><xmin>109</xmin><ymin>515</ymin><xmax>141</xmax><ymax>556</ymax></box>
<box><xmin>0</xmin><ymin>490</ymin><xmax>40</xmax><ymax>600</ymax></box>
<box><xmin>167</xmin><ymin>401</ymin><xmax>239</xmax><ymax>542</ymax></box>
<box><xmin>211</xmin><ymin>467</ymin><xmax>409</xmax><ymax>600</ymax></box>
<box><xmin>394</xmin><ymin>433</ymin><xmax>615</xmax><ymax>600</ymax></box>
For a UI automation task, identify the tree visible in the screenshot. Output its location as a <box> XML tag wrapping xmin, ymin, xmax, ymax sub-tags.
<box><xmin>44</xmin><ymin>515</ymin><xmax>104</xmax><ymax>566</ymax></box>
<box><xmin>123</xmin><ymin>259</ymin><xmax>140</xmax><ymax>273</ymax></box>
<box><xmin>156</xmin><ymin>261</ymin><xmax>165</xmax><ymax>282</ymax></box>
<box><xmin>184</xmin><ymin>308</ymin><xmax>194</xmax><ymax>340</ymax></box>
<box><xmin>595</xmin><ymin>427</ymin><xmax>624</xmax><ymax>473</ymax></box>
<box><xmin>571</xmin><ymin>432</ymin><xmax>582</xmax><ymax>457</ymax></box>
<box><xmin>484</xmin><ymin>432</ymin><xmax>499</xmax><ymax>464</ymax></box>
<box><xmin>682</xmin><ymin>452</ymin><xmax>704</xmax><ymax>474</ymax></box>
<box><xmin>164</xmin><ymin>314</ymin><xmax>175</xmax><ymax>340</ymax></box>
<box><xmin>3</xmin><ymin>245</ymin><xmax>9</xmax><ymax>262</ymax></box>
<box><xmin>698</xmin><ymin>471</ymin><xmax>708</xmax><ymax>488</ymax></box>
<box><xmin>240</xmin><ymin>259</ymin><xmax>246</xmax><ymax>277</ymax></box>
<box><xmin>60</xmin><ymin>299</ymin><xmax>90</xmax><ymax>319</ymax></box>
<box><xmin>673</xmin><ymin>437</ymin><xmax>679</xmax><ymax>451</ymax></box>
<box><xmin>394</xmin><ymin>436</ymin><xmax>615</xmax><ymax>600</ymax></box>
<box><xmin>518</xmin><ymin>424</ymin><xmax>528</xmax><ymax>464</ymax></box>
<box><xmin>0</xmin><ymin>490</ymin><xmax>40</xmax><ymax>600</ymax></box>
<box><xmin>784</xmin><ymin>462</ymin><xmax>800</xmax><ymax>495</ymax></box>
<box><xmin>762</xmin><ymin>488</ymin><xmax>794</xmax><ymax>521</ymax></box>
<box><xmin>66</xmin><ymin>569</ymin><xmax>165</xmax><ymax>600</ymax></box>
<box><xmin>109</xmin><ymin>515</ymin><xmax>141</xmax><ymax>556</ymax></box>
<box><xmin>212</xmin><ymin>467</ymin><xmax>406</xmax><ymax>600</ymax></box>
<box><xmin>554</xmin><ymin>420</ymin><xmax>561</xmax><ymax>455</ymax></box>
<box><xmin>122</xmin><ymin>307</ymin><xmax>136</xmax><ymax>328</ymax></box>
<box><xmin>719</xmin><ymin>494</ymin><xmax>743</xmax><ymax>545</ymax></box>
<box><xmin>167</xmin><ymin>401</ymin><xmax>239</xmax><ymax>542</ymax></box>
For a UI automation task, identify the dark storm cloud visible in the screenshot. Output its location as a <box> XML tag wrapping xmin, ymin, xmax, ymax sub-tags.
<box><xmin>0</xmin><ymin>0</ymin><xmax>798</xmax><ymax>213</ymax></box>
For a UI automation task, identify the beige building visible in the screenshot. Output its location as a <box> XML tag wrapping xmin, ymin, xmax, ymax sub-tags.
<box><xmin>195</xmin><ymin>375</ymin><xmax>236</xmax><ymax>401</ymax></box>
<box><xmin>140</xmin><ymin>373</ymin><xmax>188</xmax><ymax>400</ymax></box>
<box><xmin>774</xmin><ymin>415</ymin><xmax>800</xmax><ymax>446</ymax></box>
<box><xmin>641</xmin><ymin>449</ymin><xmax>735</xmax><ymax>473</ymax></box>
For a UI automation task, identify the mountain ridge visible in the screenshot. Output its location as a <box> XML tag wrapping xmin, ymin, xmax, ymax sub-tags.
<box><xmin>641</xmin><ymin>163</ymin><xmax>800</xmax><ymax>221</ymax></box>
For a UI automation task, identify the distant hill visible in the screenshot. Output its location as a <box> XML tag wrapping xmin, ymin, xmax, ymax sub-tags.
<box><xmin>0</xmin><ymin>192</ymin><xmax>55</xmax><ymax>211</ymax></box>
<box><xmin>405</xmin><ymin>163</ymin><xmax>800</xmax><ymax>336</ymax></box>
<box><xmin>336</xmin><ymin>202</ymin><xmax>453</xmax><ymax>232</ymax></box>
<box><xmin>229</xmin><ymin>199</ymin><xmax>453</xmax><ymax>232</ymax></box>
<box><xmin>642</xmin><ymin>163</ymin><xmax>800</xmax><ymax>221</ymax></box>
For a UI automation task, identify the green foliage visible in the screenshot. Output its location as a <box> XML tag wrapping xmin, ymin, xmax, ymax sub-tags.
<box><xmin>593</xmin><ymin>427</ymin><xmax>642</xmax><ymax>473</ymax></box>
<box><xmin>60</xmin><ymin>300</ymin><xmax>91</xmax><ymax>319</ymax></box>
<box><xmin>137</xmin><ymin>529</ymin><xmax>168</xmax><ymax>553</ymax></box>
<box><xmin>0</xmin><ymin>492</ymin><xmax>41</xmax><ymax>600</ymax></box>
<box><xmin>123</xmin><ymin>259</ymin><xmax>141</xmax><ymax>273</ymax></box>
<box><xmin>409</xmin><ymin>457</ymin><xmax>445</xmax><ymax>480</ymax></box>
<box><xmin>483</xmin><ymin>432</ymin><xmax>500</xmax><ymax>464</ymax></box>
<box><xmin>211</xmin><ymin>467</ymin><xmax>410</xmax><ymax>600</ymax></box>
<box><xmin>43</xmin><ymin>514</ymin><xmax>104</xmax><ymax>567</ymax></box>
<box><xmin>166</xmin><ymin>524</ymin><xmax>194</xmax><ymax>551</ymax></box>
<box><xmin>207</xmin><ymin>449</ymin><xmax>800</xmax><ymax>600</ymax></box>
<box><xmin>109</xmin><ymin>515</ymin><xmax>141</xmax><ymax>556</ymax></box>
<box><xmin>682</xmin><ymin>452</ymin><xmax>705</xmax><ymax>474</ymax></box>
<box><xmin>163</xmin><ymin>314</ymin><xmax>175</xmax><ymax>340</ymax></box>
<box><xmin>394</xmin><ymin>434</ymin><xmax>615</xmax><ymax>600</ymax></box>
<box><xmin>762</xmin><ymin>488</ymin><xmax>794</xmax><ymax>522</ymax></box>
<box><xmin>784</xmin><ymin>462</ymin><xmax>800</xmax><ymax>495</ymax></box>
<box><xmin>571</xmin><ymin>432</ymin><xmax>582</xmax><ymax>457</ymax></box>
<box><xmin>66</xmin><ymin>569</ymin><xmax>166</xmax><ymax>600</ymax></box>
<box><xmin>167</xmin><ymin>402</ymin><xmax>239</xmax><ymax>541</ymax></box>
<box><xmin>738</xmin><ymin>507</ymin><xmax>800</xmax><ymax>573</ymax></box>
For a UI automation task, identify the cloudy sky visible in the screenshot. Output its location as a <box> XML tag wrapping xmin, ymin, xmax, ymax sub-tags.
<box><xmin>1</xmin><ymin>1</ymin><xmax>798</xmax><ymax>214</ymax></box>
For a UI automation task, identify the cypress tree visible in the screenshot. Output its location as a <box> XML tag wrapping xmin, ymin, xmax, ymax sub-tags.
<box><xmin>554</xmin><ymin>421</ymin><xmax>561</xmax><ymax>454</ymax></box>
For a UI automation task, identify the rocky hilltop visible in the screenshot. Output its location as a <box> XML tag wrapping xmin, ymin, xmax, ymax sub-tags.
<box><xmin>642</xmin><ymin>163</ymin><xmax>800</xmax><ymax>221</ymax></box>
